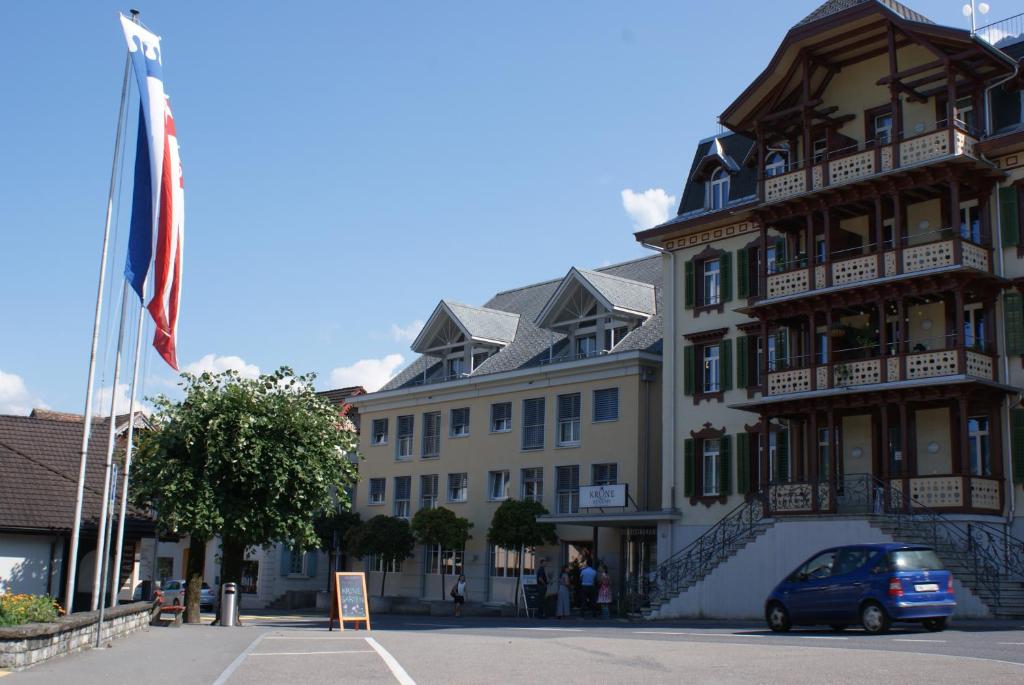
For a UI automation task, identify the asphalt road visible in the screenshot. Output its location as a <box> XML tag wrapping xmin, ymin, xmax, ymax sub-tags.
<box><xmin>5</xmin><ymin>612</ymin><xmax>1024</xmax><ymax>684</ymax></box>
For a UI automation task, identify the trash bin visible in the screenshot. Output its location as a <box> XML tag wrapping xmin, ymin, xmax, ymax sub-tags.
<box><xmin>219</xmin><ymin>582</ymin><xmax>238</xmax><ymax>627</ymax></box>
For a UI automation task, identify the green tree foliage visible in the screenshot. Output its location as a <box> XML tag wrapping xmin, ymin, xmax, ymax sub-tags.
<box><xmin>132</xmin><ymin>367</ymin><xmax>359</xmax><ymax>621</ymax></box>
<box><xmin>486</xmin><ymin>499</ymin><xmax>557</xmax><ymax>607</ymax></box>
<box><xmin>410</xmin><ymin>507</ymin><xmax>472</xmax><ymax>598</ymax></box>
<box><xmin>314</xmin><ymin>508</ymin><xmax>362</xmax><ymax>590</ymax></box>
<box><xmin>347</xmin><ymin>515</ymin><xmax>416</xmax><ymax>597</ymax></box>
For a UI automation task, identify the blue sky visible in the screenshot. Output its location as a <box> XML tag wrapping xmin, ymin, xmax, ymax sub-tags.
<box><xmin>0</xmin><ymin>0</ymin><xmax>988</xmax><ymax>414</ymax></box>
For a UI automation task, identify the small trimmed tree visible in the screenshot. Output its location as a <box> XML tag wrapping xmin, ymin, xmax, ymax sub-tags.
<box><xmin>347</xmin><ymin>515</ymin><xmax>416</xmax><ymax>597</ymax></box>
<box><xmin>314</xmin><ymin>509</ymin><xmax>362</xmax><ymax>590</ymax></box>
<box><xmin>411</xmin><ymin>507</ymin><xmax>472</xmax><ymax>598</ymax></box>
<box><xmin>486</xmin><ymin>499</ymin><xmax>557</xmax><ymax>608</ymax></box>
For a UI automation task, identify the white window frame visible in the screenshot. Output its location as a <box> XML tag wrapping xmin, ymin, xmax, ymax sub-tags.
<box><xmin>874</xmin><ymin>112</ymin><xmax>893</xmax><ymax>145</ymax></box>
<box><xmin>489</xmin><ymin>545</ymin><xmax>535</xmax><ymax>577</ymax></box>
<box><xmin>367</xmin><ymin>554</ymin><xmax>401</xmax><ymax>574</ymax></box>
<box><xmin>371</xmin><ymin>418</ymin><xmax>388</xmax><ymax>445</ymax></box>
<box><xmin>393</xmin><ymin>476</ymin><xmax>411</xmax><ymax>519</ymax></box>
<box><xmin>812</xmin><ymin>137</ymin><xmax>827</xmax><ymax>164</ymax></box>
<box><xmin>396</xmin><ymin>415</ymin><xmax>413</xmax><ymax>460</ymax></box>
<box><xmin>964</xmin><ymin>302</ymin><xmax>986</xmax><ymax>352</ymax></box>
<box><xmin>591</xmin><ymin>462</ymin><xmax>618</xmax><ymax>486</ymax></box>
<box><xmin>708</xmin><ymin>168</ymin><xmax>729</xmax><ymax>210</ymax></box>
<box><xmin>487</xmin><ymin>470</ymin><xmax>511</xmax><ymax>501</ymax></box>
<box><xmin>447</xmin><ymin>472</ymin><xmax>468</xmax><ymax>502</ymax></box>
<box><xmin>287</xmin><ymin>549</ymin><xmax>306</xmax><ymax>576</ymax></box>
<box><xmin>557</xmin><ymin>393</ymin><xmax>581</xmax><ymax>447</ymax></box>
<box><xmin>522</xmin><ymin>398</ymin><xmax>545</xmax><ymax>451</ymax></box>
<box><xmin>968</xmin><ymin>416</ymin><xmax>990</xmax><ymax>477</ymax></box>
<box><xmin>446</xmin><ymin>355</ymin><xmax>465</xmax><ymax>380</ymax></box>
<box><xmin>422</xmin><ymin>411</ymin><xmax>441</xmax><ymax>458</ymax></box>
<box><xmin>703</xmin><ymin>258</ymin><xmax>721</xmax><ymax>306</ymax></box>
<box><xmin>521</xmin><ymin>467</ymin><xmax>543</xmax><ymax>502</ymax></box>
<box><xmin>556</xmin><ymin>465</ymin><xmax>580</xmax><ymax>514</ymax></box>
<box><xmin>703</xmin><ymin>344</ymin><xmax>720</xmax><ymax>394</ymax></box>
<box><xmin>575</xmin><ymin>334</ymin><xmax>598</xmax><ymax>359</ymax></box>
<box><xmin>954</xmin><ymin>95</ymin><xmax>974</xmax><ymax>131</ymax></box>
<box><xmin>765</xmin><ymin>151</ymin><xmax>787</xmax><ymax>177</ymax></box>
<box><xmin>427</xmin><ymin>546</ymin><xmax>464</xmax><ymax>576</ymax></box>
<box><xmin>702</xmin><ymin>439</ymin><xmax>720</xmax><ymax>497</ymax></box>
<box><xmin>368</xmin><ymin>478</ymin><xmax>386</xmax><ymax>505</ymax></box>
<box><xmin>420</xmin><ymin>474</ymin><xmax>439</xmax><ymax>510</ymax></box>
<box><xmin>450</xmin><ymin>407</ymin><xmax>470</xmax><ymax>437</ymax></box>
<box><xmin>490</xmin><ymin>402</ymin><xmax>512</xmax><ymax>433</ymax></box>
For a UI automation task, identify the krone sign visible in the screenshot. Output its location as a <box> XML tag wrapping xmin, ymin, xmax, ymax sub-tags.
<box><xmin>580</xmin><ymin>483</ymin><xmax>627</xmax><ymax>508</ymax></box>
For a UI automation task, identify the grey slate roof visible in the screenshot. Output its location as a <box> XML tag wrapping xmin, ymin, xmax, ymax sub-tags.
<box><xmin>793</xmin><ymin>0</ymin><xmax>932</xmax><ymax>29</ymax></box>
<box><xmin>574</xmin><ymin>268</ymin><xmax>656</xmax><ymax>316</ymax></box>
<box><xmin>381</xmin><ymin>256</ymin><xmax>662</xmax><ymax>392</ymax></box>
<box><xmin>675</xmin><ymin>133</ymin><xmax>758</xmax><ymax>220</ymax></box>
<box><xmin>444</xmin><ymin>301</ymin><xmax>520</xmax><ymax>343</ymax></box>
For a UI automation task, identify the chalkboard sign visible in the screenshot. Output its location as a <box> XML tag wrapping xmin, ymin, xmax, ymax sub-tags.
<box><xmin>521</xmin><ymin>583</ymin><xmax>545</xmax><ymax>615</ymax></box>
<box><xmin>330</xmin><ymin>572</ymin><xmax>371</xmax><ymax>631</ymax></box>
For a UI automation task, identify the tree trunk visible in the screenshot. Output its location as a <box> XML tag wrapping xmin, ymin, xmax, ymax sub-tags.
<box><xmin>185</xmin><ymin>536</ymin><xmax>206</xmax><ymax>624</ymax></box>
<box><xmin>380</xmin><ymin>568</ymin><xmax>388</xmax><ymax>598</ymax></box>
<box><xmin>441</xmin><ymin>573</ymin><xmax>446</xmax><ymax>600</ymax></box>
<box><xmin>515</xmin><ymin>548</ymin><xmax>523</xmax><ymax>610</ymax></box>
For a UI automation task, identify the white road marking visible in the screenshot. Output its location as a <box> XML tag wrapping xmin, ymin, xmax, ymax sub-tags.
<box><xmin>893</xmin><ymin>639</ymin><xmax>945</xmax><ymax>643</ymax></box>
<box><xmin>795</xmin><ymin>635</ymin><xmax>847</xmax><ymax>640</ymax></box>
<box><xmin>401</xmin><ymin>622</ymin><xmax>460</xmax><ymax>628</ymax></box>
<box><xmin>633</xmin><ymin>630</ymin><xmax>764</xmax><ymax>638</ymax></box>
<box><xmin>998</xmin><ymin>642</ymin><xmax>1024</xmax><ymax>645</ymax></box>
<box><xmin>366</xmin><ymin>637</ymin><xmax>417</xmax><ymax>685</ymax></box>
<box><xmin>250</xmin><ymin>650</ymin><xmax>376</xmax><ymax>656</ymax></box>
<box><xmin>212</xmin><ymin>632</ymin><xmax>269</xmax><ymax>685</ymax></box>
<box><xmin>262</xmin><ymin>636</ymin><xmax>368</xmax><ymax>640</ymax></box>
<box><xmin>510</xmin><ymin>627</ymin><xmax>585</xmax><ymax>632</ymax></box>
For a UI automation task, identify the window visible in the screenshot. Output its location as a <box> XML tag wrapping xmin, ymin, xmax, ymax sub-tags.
<box><xmin>592</xmin><ymin>463</ymin><xmax>617</xmax><ymax>486</ymax></box>
<box><xmin>367</xmin><ymin>554</ymin><xmax>401</xmax><ymax>574</ymax></box>
<box><xmin>288</xmin><ymin>548</ymin><xmax>305</xmax><ymax>575</ymax></box>
<box><xmin>472</xmin><ymin>350</ymin><xmax>491</xmax><ymax>371</ymax></box>
<box><xmin>576</xmin><ymin>334</ymin><xmax>598</xmax><ymax>358</ymax></box>
<box><xmin>766</xmin><ymin>242</ymin><xmax>780</xmax><ymax>274</ymax></box>
<box><xmin>372</xmin><ymin>418</ymin><xmax>388</xmax><ymax>445</ymax></box>
<box><xmin>427</xmin><ymin>547</ymin><xmax>464</xmax><ymax>575</ymax></box>
<box><xmin>796</xmin><ymin>550</ymin><xmax>836</xmax><ymax>580</ymax></box>
<box><xmin>593</xmin><ymin>387</ymin><xmax>619</xmax><ymax>422</ymax></box>
<box><xmin>240</xmin><ymin>560</ymin><xmax>259</xmax><ymax>594</ymax></box>
<box><xmin>765</xmin><ymin>151</ymin><xmax>787</xmax><ymax>177</ymax></box>
<box><xmin>490</xmin><ymin>545</ymin><xmax>535</xmax><ymax>577</ymax></box>
<box><xmin>450</xmin><ymin>407</ymin><xmax>470</xmax><ymax>437</ymax></box>
<box><xmin>812</xmin><ymin>137</ymin><xmax>827</xmax><ymax>164</ymax></box>
<box><xmin>393</xmin><ymin>476</ymin><xmax>411</xmax><ymax>518</ymax></box>
<box><xmin>954</xmin><ymin>96</ymin><xmax>975</xmax><ymax>132</ymax></box>
<box><xmin>447</xmin><ymin>472</ymin><xmax>468</xmax><ymax>502</ymax></box>
<box><xmin>708</xmin><ymin>168</ymin><xmax>730</xmax><ymax>210</ymax></box>
<box><xmin>817</xmin><ymin>329</ymin><xmax>828</xmax><ymax>365</ymax></box>
<box><xmin>487</xmin><ymin>470</ymin><xmax>510</xmax><ymax>500</ymax></box>
<box><xmin>964</xmin><ymin>304</ymin><xmax>987</xmax><ymax>351</ymax></box>
<box><xmin>396</xmin><ymin>415</ymin><xmax>413</xmax><ymax>459</ymax></box>
<box><xmin>968</xmin><ymin>416</ymin><xmax>991</xmax><ymax>476</ymax></box>
<box><xmin>874</xmin><ymin>112</ymin><xmax>893</xmax><ymax>145</ymax></box>
<box><xmin>491</xmin><ymin>402</ymin><xmax>512</xmax><ymax>432</ymax></box>
<box><xmin>960</xmin><ymin>202</ymin><xmax>981</xmax><ymax>244</ymax></box>
<box><xmin>702</xmin><ymin>439</ymin><xmax>720</xmax><ymax>497</ymax></box>
<box><xmin>703</xmin><ymin>345</ymin><xmax>720</xmax><ymax>393</ymax></box>
<box><xmin>420</xmin><ymin>474</ymin><xmax>439</xmax><ymax>510</ymax></box>
<box><xmin>422</xmin><ymin>411</ymin><xmax>441</xmax><ymax>457</ymax></box>
<box><xmin>369</xmin><ymin>478</ymin><xmax>386</xmax><ymax>505</ymax></box>
<box><xmin>753</xmin><ymin>335</ymin><xmax>763</xmax><ymax>387</ymax></box>
<box><xmin>522</xmin><ymin>398</ymin><xmax>545</xmax><ymax>450</ymax></box>
<box><xmin>556</xmin><ymin>465</ymin><xmax>580</xmax><ymax>514</ymax></box>
<box><xmin>557</xmin><ymin>393</ymin><xmax>581</xmax><ymax>446</ymax></box>
<box><xmin>604</xmin><ymin>325</ymin><xmax>630</xmax><ymax>351</ymax></box>
<box><xmin>447</xmin><ymin>356</ymin><xmax>465</xmax><ymax>379</ymax></box>
<box><xmin>702</xmin><ymin>258</ymin><xmax>721</xmax><ymax>306</ymax></box>
<box><xmin>521</xmin><ymin>467</ymin><xmax>543</xmax><ymax>502</ymax></box>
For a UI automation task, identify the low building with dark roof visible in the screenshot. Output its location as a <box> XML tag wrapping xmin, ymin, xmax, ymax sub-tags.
<box><xmin>345</xmin><ymin>255</ymin><xmax>669</xmax><ymax>605</ymax></box>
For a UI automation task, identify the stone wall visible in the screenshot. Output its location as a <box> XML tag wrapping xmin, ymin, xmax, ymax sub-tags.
<box><xmin>0</xmin><ymin>601</ymin><xmax>154</xmax><ymax>670</ymax></box>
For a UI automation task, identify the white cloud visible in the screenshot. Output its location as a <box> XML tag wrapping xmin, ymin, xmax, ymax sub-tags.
<box><xmin>329</xmin><ymin>354</ymin><xmax>405</xmax><ymax>392</ymax></box>
<box><xmin>390</xmin><ymin>320</ymin><xmax>424</xmax><ymax>343</ymax></box>
<box><xmin>621</xmin><ymin>188</ymin><xmax>676</xmax><ymax>230</ymax></box>
<box><xmin>182</xmin><ymin>354</ymin><xmax>260</xmax><ymax>379</ymax></box>
<box><xmin>0</xmin><ymin>369</ymin><xmax>47</xmax><ymax>415</ymax></box>
<box><xmin>93</xmin><ymin>382</ymin><xmax>133</xmax><ymax>416</ymax></box>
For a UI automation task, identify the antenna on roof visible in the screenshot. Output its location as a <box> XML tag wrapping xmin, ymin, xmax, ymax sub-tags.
<box><xmin>962</xmin><ymin>1</ymin><xmax>990</xmax><ymax>35</ymax></box>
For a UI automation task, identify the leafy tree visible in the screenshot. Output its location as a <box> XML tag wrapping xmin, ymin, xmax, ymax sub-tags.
<box><xmin>314</xmin><ymin>508</ymin><xmax>362</xmax><ymax>590</ymax></box>
<box><xmin>487</xmin><ymin>499</ymin><xmax>557</xmax><ymax>608</ymax></box>
<box><xmin>132</xmin><ymin>367</ymin><xmax>359</xmax><ymax>621</ymax></box>
<box><xmin>410</xmin><ymin>507</ymin><xmax>472</xmax><ymax>598</ymax></box>
<box><xmin>347</xmin><ymin>515</ymin><xmax>416</xmax><ymax>597</ymax></box>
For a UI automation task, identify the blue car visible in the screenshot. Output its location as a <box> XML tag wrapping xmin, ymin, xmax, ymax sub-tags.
<box><xmin>765</xmin><ymin>543</ymin><xmax>955</xmax><ymax>634</ymax></box>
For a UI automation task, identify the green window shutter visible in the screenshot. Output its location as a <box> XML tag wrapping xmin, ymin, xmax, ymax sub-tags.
<box><xmin>736</xmin><ymin>433</ymin><xmax>750</xmax><ymax>494</ymax></box>
<box><xmin>719</xmin><ymin>435</ymin><xmax>732</xmax><ymax>496</ymax></box>
<box><xmin>776</xmin><ymin>429</ymin><xmax>789</xmax><ymax>483</ymax></box>
<box><xmin>1005</xmin><ymin>293</ymin><xmax>1024</xmax><ymax>356</ymax></box>
<box><xmin>683</xmin><ymin>345</ymin><xmax>696</xmax><ymax>396</ymax></box>
<box><xmin>736</xmin><ymin>335</ymin><xmax>749</xmax><ymax>389</ymax></box>
<box><xmin>684</xmin><ymin>439</ymin><xmax>696</xmax><ymax>497</ymax></box>
<box><xmin>737</xmin><ymin>248</ymin><xmax>749</xmax><ymax>299</ymax></box>
<box><xmin>1012</xmin><ymin>409</ymin><xmax>1024</xmax><ymax>485</ymax></box>
<box><xmin>684</xmin><ymin>260</ymin><xmax>695</xmax><ymax>309</ymax></box>
<box><xmin>721</xmin><ymin>339</ymin><xmax>733</xmax><ymax>392</ymax></box>
<box><xmin>720</xmin><ymin>252</ymin><xmax>733</xmax><ymax>303</ymax></box>
<box><xmin>1000</xmin><ymin>186</ymin><xmax>1019</xmax><ymax>248</ymax></box>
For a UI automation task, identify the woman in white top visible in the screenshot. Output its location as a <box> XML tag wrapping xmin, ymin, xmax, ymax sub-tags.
<box><xmin>452</xmin><ymin>574</ymin><xmax>467</xmax><ymax>617</ymax></box>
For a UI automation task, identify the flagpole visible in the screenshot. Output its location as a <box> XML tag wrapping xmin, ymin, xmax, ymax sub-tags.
<box><xmin>65</xmin><ymin>43</ymin><xmax>134</xmax><ymax>615</ymax></box>
<box><xmin>109</xmin><ymin>279</ymin><xmax>147</xmax><ymax>608</ymax></box>
<box><xmin>92</xmin><ymin>282</ymin><xmax>131</xmax><ymax>612</ymax></box>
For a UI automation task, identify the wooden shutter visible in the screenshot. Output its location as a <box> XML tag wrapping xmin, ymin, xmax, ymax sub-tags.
<box><xmin>683</xmin><ymin>345</ymin><xmax>696</xmax><ymax>396</ymax></box>
<box><xmin>719</xmin><ymin>435</ymin><xmax>732</xmax><ymax>496</ymax></box>
<box><xmin>684</xmin><ymin>259</ymin><xmax>695</xmax><ymax>309</ymax></box>
<box><xmin>683</xmin><ymin>439</ymin><xmax>696</xmax><ymax>497</ymax></box>
<box><xmin>736</xmin><ymin>432</ymin><xmax>750</xmax><ymax>494</ymax></box>
<box><xmin>1005</xmin><ymin>293</ymin><xmax>1024</xmax><ymax>356</ymax></box>
<box><xmin>776</xmin><ymin>429</ymin><xmax>790</xmax><ymax>483</ymax></box>
<box><xmin>721</xmin><ymin>339</ymin><xmax>733</xmax><ymax>392</ymax></box>
<box><xmin>1012</xmin><ymin>409</ymin><xmax>1024</xmax><ymax>485</ymax></box>
<box><xmin>737</xmin><ymin>248</ymin><xmax>749</xmax><ymax>299</ymax></box>
<box><xmin>1000</xmin><ymin>186</ymin><xmax>1019</xmax><ymax>248</ymax></box>
<box><xmin>736</xmin><ymin>335</ymin><xmax>749</xmax><ymax>389</ymax></box>
<box><xmin>720</xmin><ymin>252</ymin><xmax>733</xmax><ymax>303</ymax></box>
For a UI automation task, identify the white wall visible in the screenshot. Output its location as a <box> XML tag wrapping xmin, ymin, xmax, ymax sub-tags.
<box><xmin>0</xmin><ymin>534</ymin><xmax>62</xmax><ymax>596</ymax></box>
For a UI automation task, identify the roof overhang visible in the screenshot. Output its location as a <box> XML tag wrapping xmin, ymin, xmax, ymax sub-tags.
<box><xmin>411</xmin><ymin>300</ymin><xmax>518</xmax><ymax>354</ymax></box>
<box><xmin>537</xmin><ymin>509</ymin><xmax>682</xmax><ymax>527</ymax></box>
<box><xmin>535</xmin><ymin>268</ymin><xmax>654</xmax><ymax>329</ymax></box>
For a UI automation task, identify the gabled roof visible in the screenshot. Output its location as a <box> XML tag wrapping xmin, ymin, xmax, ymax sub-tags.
<box><xmin>688</xmin><ymin>137</ymin><xmax>741</xmax><ymax>182</ymax></box>
<box><xmin>411</xmin><ymin>300</ymin><xmax>520</xmax><ymax>354</ymax></box>
<box><xmin>535</xmin><ymin>267</ymin><xmax>656</xmax><ymax>329</ymax></box>
<box><xmin>793</xmin><ymin>0</ymin><xmax>931</xmax><ymax>29</ymax></box>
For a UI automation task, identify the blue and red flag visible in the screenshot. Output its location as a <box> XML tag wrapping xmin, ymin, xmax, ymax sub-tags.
<box><xmin>121</xmin><ymin>15</ymin><xmax>185</xmax><ymax>370</ymax></box>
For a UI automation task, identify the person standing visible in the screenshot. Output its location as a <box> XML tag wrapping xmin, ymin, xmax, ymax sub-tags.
<box><xmin>579</xmin><ymin>561</ymin><xmax>598</xmax><ymax>618</ymax></box>
<box><xmin>535</xmin><ymin>559</ymin><xmax>549</xmax><ymax>618</ymax></box>
<box><xmin>596</xmin><ymin>564</ymin><xmax>612</xmax><ymax>618</ymax></box>
<box><xmin>451</xmin><ymin>574</ymin><xmax>467</xmax><ymax>617</ymax></box>
<box><xmin>556</xmin><ymin>565</ymin><xmax>571</xmax><ymax>619</ymax></box>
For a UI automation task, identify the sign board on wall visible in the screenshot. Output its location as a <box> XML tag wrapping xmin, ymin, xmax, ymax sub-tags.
<box><xmin>580</xmin><ymin>483</ymin><xmax>627</xmax><ymax>508</ymax></box>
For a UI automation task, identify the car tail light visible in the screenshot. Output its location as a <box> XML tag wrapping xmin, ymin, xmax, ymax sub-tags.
<box><xmin>888</xmin><ymin>577</ymin><xmax>903</xmax><ymax>597</ymax></box>
<box><xmin>947</xmin><ymin>576</ymin><xmax>954</xmax><ymax>594</ymax></box>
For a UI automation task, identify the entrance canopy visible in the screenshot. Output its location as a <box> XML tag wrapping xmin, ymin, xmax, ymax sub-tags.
<box><xmin>537</xmin><ymin>510</ymin><xmax>680</xmax><ymax>527</ymax></box>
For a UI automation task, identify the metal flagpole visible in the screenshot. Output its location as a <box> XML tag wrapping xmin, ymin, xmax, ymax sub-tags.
<box><xmin>109</xmin><ymin>280</ymin><xmax>147</xmax><ymax>608</ymax></box>
<box><xmin>64</xmin><ymin>46</ymin><xmax>134</xmax><ymax>615</ymax></box>
<box><xmin>92</xmin><ymin>282</ymin><xmax>131</xmax><ymax>611</ymax></box>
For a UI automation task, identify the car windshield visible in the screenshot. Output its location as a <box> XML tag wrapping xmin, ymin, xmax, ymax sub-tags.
<box><xmin>889</xmin><ymin>549</ymin><xmax>944</xmax><ymax>571</ymax></box>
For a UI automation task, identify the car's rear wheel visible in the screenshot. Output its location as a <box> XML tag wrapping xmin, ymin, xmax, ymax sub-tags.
<box><xmin>766</xmin><ymin>602</ymin><xmax>791</xmax><ymax>632</ymax></box>
<box><xmin>829</xmin><ymin>624</ymin><xmax>847</xmax><ymax>632</ymax></box>
<box><xmin>922</xmin><ymin>617</ymin><xmax>947</xmax><ymax>632</ymax></box>
<box><xmin>860</xmin><ymin>602</ymin><xmax>890</xmax><ymax>634</ymax></box>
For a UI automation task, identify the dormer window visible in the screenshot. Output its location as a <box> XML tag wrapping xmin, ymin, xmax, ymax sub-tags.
<box><xmin>576</xmin><ymin>335</ymin><xmax>598</xmax><ymax>359</ymax></box>
<box><xmin>765</xmin><ymin>152</ymin><xmax>787</xmax><ymax>178</ymax></box>
<box><xmin>446</xmin><ymin>356</ymin><xmax>465</xmax><ymax>379</ymax></box>
<box><xmin>708</xmin><ymin>168</ymin><xmax>730</xmax><ymax>210</ymax></box>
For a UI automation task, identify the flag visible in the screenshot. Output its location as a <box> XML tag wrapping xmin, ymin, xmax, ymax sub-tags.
<box><xmin>120</xmin><ymin>14</ymin><xmax>185</xmax><ymax>370</ymax></box>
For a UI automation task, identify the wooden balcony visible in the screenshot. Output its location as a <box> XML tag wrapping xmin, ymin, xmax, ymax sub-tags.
<box><xmin>762</xmin><ymin>125</ymin><xmax>978</xmax><ymax>205</ymax></box>
<box><xmin>767</xmin><ymin>475</ymin><xmax>1002</xmax><ymax>515</ymax></box>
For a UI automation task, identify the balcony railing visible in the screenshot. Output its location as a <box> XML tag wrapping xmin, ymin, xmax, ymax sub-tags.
<box><xmin>977</xmin><ymin>12</ymin><xmax>1024</xmax><ymax>49</ymax></box>
<box><xmin>764</xmin><ymin>232</ymin><xmax>992</xmax><ymax>301</ymax></box>
<box><xmin>768</xmin><ymin>474</ymin><xmax>1002</xmax><ymax>515</ymax></box>
<box><xmin>762</xmin><ymin>122</ymin><xmax>977</xmax><ymax>204</ymax></box>
<box><xmin>765</xmin><ymin>337</ymin><xmax>995</xmax><ymax>397</ymax></box>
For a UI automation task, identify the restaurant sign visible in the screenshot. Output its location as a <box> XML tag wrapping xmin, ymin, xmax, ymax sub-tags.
<box><xmin>580</xmin><ymin>483</ymin><xmax>627</xmax><ymax>508</ymax></box>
